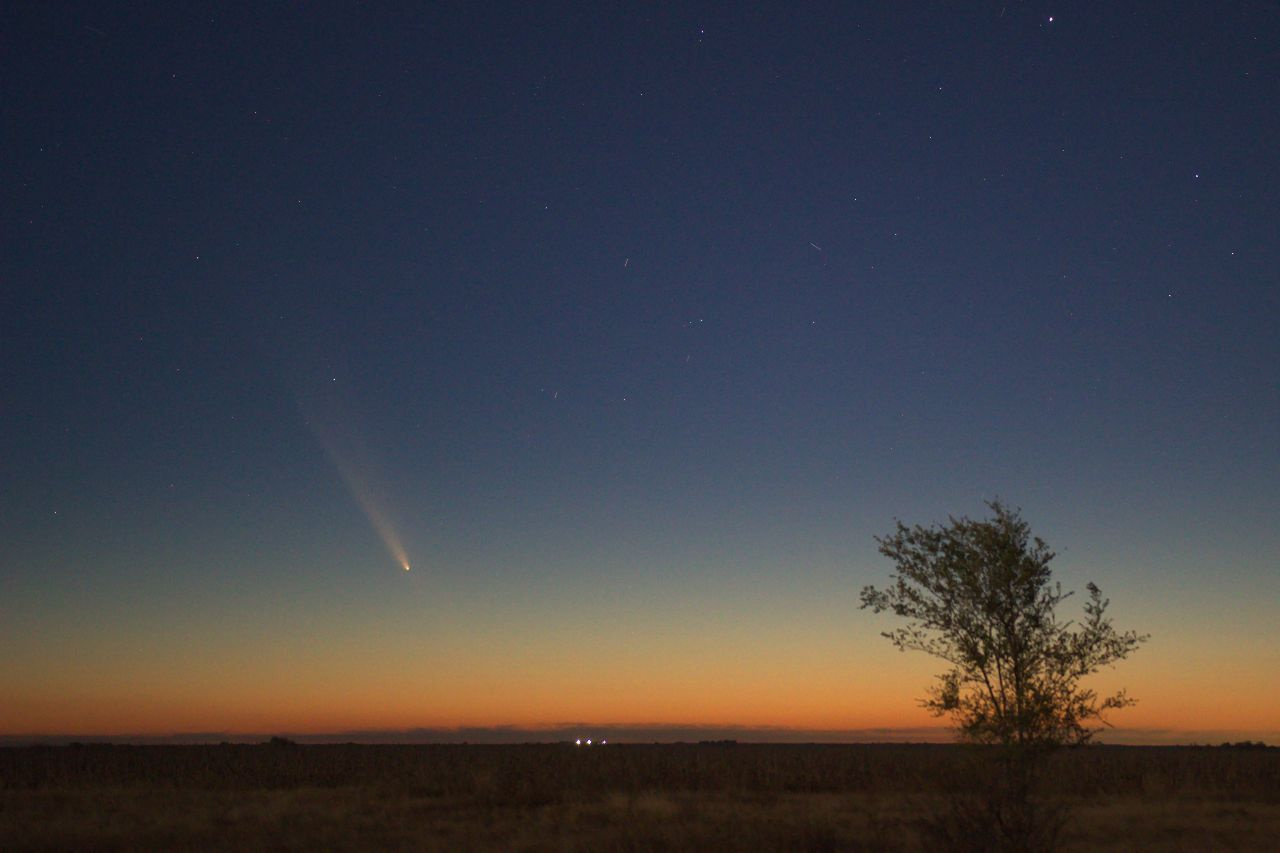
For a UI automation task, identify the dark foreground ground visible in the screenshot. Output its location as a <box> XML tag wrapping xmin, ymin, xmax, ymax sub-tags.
<box><xmin>2</xmin><ymin>742</ymin><xmax>1277</xmax><ymax>851</ymax></box>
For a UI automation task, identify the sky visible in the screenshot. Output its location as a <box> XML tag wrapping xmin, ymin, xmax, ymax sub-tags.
<box><xmin>2</xmin><ymin>2</ymin><xmax>1277</xmax><ymax>744</ymax></box>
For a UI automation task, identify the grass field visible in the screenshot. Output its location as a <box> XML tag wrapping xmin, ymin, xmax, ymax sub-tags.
<box><xmin>2</xmin><ymin>742</ymin><xmax>1277</xmax><ymax>850</ymax></box>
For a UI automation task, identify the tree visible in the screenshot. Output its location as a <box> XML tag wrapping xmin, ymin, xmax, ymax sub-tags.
<box><xmin>860</xmin><ymin>501</ymin><xmax>1147</xmax><ymax>747</ymax></box>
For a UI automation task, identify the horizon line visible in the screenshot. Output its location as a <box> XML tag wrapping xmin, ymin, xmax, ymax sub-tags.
<box><xmin>3</xmin><ymin>724</ymin><xmax>1275</xmax><ymax>748</ymax></box>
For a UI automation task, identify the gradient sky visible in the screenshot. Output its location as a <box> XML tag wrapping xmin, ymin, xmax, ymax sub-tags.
<box><xmin>2</xmin><ymin>2</ymin><xmax>1277</xmax><ymax>743</ymax></box>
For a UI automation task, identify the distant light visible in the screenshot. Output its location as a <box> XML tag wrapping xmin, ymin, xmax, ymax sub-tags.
<box><xmin>575</xmin><ymin>739</ymin><xmax>581</xmax><ymax>746</ymax></box>
<box><xmin>601</xmin><ymin>739</ymin><xmax>607</xmax><ymax>745</ymax></box>
<box><xmin>403</xmin><ymin>562</ymin><xmax>411</xmax><ymax>571</ymax></box>
<box><xmin>586</xmin><ymin>739</ymin><xmax>592</xmax><ymax>745</ymax></box>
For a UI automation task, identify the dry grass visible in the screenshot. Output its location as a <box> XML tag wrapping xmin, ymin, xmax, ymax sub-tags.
<box><xmin>1</xmin><ymin>743</ymin><xmax>1276</xmax><ymax>851</ymax></box>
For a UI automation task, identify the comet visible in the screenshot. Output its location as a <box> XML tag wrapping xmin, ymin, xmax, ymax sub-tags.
<box><xmin>304</xmin><ymin>410</ymin><xmax>412</xmax><ymax>574</ymax></box>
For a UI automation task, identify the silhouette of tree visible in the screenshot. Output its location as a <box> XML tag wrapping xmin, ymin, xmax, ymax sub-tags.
<box><xmin>860</xmin><ymin>500</ymin><xmax>1148</xmax><ymax>747</ymax></box>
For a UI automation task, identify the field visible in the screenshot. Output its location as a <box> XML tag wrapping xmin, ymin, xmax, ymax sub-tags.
<box><xmin>2</xmin><ymin>742</ymin><xmax>1278</xmax><ymax>851</ymax></box>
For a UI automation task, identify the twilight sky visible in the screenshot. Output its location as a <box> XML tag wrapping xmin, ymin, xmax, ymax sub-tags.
<box><xmin>2</xmin><ymin>2</ymin><xmax>1277</xmax><ymax>743</ymax></box>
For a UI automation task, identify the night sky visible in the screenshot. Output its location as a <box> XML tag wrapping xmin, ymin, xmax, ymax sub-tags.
<box><xmin>3</xmin><ymin>2</ymin><xmax>1277</xmax><ymax>742</ymax></box>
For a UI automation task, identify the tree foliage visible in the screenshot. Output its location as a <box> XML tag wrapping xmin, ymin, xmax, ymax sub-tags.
<box><xmin>860</xmin><ymin>501</ymin><xmax>1148</xmax><ymax>747</ymax></box>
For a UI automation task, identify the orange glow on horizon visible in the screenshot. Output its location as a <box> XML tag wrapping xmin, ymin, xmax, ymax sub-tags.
<box><xmin>6</xmin><ymin>657</ymin><xmax>1277</xmax><ymax>742</ymax></box>
<box><xmin>4</xmin><ymin>561</ymin><xmax>1277</xmax><ymax>745</ymax></box>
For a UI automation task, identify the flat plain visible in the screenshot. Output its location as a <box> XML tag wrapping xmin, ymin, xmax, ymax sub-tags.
<box><xmin>2</xmin><ymin>742</ymin><xmax>1277</xmax><ymax>851</ymax></box>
